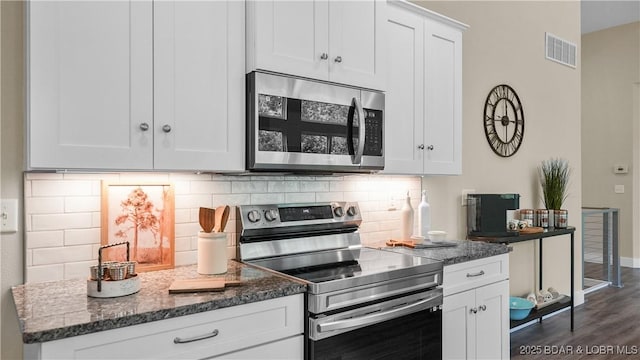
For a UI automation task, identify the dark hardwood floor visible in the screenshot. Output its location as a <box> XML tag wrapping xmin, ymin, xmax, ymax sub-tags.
<box><xmin>510</xmin><ymin>263</ymin><xmax>640</xmax><ymax>359</ymax></box>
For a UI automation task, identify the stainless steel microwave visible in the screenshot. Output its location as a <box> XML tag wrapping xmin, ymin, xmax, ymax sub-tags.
<box><xmin>246</xmin><ymin>72</ymin><xmax>384</xmax><ymax>173</ymax></box>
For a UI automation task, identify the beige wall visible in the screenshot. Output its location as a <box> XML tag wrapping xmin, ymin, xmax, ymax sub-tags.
<box><xmin>414</xmin><ymin>1</ymin><xmax>582</xmax><ymax>298</ymax></box>
<box><xmin>582</xmin><ymin>22</ymin><xmax>640</xmax><ymax>265</ymax></box>
<box><xmin>1</xmin><ymin>1</ymin><xmax>25</xmax><ymax>359</ymax></box>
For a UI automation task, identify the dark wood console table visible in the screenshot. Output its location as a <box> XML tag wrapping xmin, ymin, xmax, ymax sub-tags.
<box><xmin>469</xmin><ymin>226</ymin><xmax>576</xmax><ymax>331</ymax></box>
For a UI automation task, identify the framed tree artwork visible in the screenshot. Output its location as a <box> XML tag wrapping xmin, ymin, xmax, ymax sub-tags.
<box><xmin>101</xmin><ymin>182</ymin><xmax>175</xmax><ymax>272</ymax></box>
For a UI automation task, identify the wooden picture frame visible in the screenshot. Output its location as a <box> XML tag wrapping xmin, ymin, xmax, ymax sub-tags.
<box><xmin>101</xmin><ymin>181</ymin><xmax>175</xmax><ymax>272</ymax></box>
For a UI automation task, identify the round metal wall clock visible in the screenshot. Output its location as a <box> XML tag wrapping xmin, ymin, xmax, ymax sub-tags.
<box><xmin>483</xmin><ymin>84</ymin><xmax>524</xmax><ymax>157</ymax></box>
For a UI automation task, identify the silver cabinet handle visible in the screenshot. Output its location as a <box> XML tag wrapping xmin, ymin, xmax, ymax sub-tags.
<box><xmin>350</xmin><ymin>97</ymin><xmax>366</xmax><ymax>165</ymax></box>
<box><xmin>320</xmin><ymin>53</ymin><xmax>328</xmax><ymax>60</ymax></box>
<box><xmin>418</xmin><ymin>144</ymin><xmax>425</xmax><ymax>150</ymax></box>
<box><xmin>139</xmin><ymin>123</ymin><xmax>150</xmax><ymax>131</ymax></box>
<box><xmin>317</xmin><ymin>293</ymin><xmax>440</xmax><ymax>334</ymax></box>
<box><xmin>162</xmin><ymin>124</ymin><xmax>172</xmax><ymax>133</ymax></box>
<box><xmin>466</xmin><ymin>270</ymin><xmax>485</xmax><ymax>278</ymax></box>
<box><xmin>470</xmin><ymin>307</ymin><xmax>478</xmax><ymax>314</ymax></box>
<box><xmin>334</xmin><ymin>56</ymin><xmax>342</xmax><ymax>63</ymax></box>
<box><xmin>173</xmin><ymin>329</ymin><xmax>219</xmax><ymax>344</ymax></box>
<box><xmin>427</xmin><ymin>145</ymin><xmax>434</xmax><ymax>150</ymax></box>
<box><xmin>479</xmin><ymin>305</ymin><xmax>487</xmax><ymax>311</ymax></box>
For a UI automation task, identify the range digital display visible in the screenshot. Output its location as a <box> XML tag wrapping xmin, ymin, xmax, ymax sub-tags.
<box><xmin>279</xmin><ymin>205</ymin><xmax>334</xmax><ymax>222</ymax></box>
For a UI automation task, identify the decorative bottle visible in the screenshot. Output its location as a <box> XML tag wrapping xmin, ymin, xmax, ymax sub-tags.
<box><xmin>418</xmin><ymin>190</ymin><xmax>431</xmax><ymax>238</ymax></box>
<box><xmin>400</xmin><ymin>191</ymin><xmax>414</xmax><ymax>240</ymax></box>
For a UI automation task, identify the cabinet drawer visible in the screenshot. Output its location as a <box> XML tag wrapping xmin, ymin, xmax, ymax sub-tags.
<box><xmin>443</xmin><ymin>254</ymin><xmax>509</xmax><ymax>296</ymax></box>
<box><xmin>39</xmin><ymin>295</ymin><xmax>304</xmax><ymax>359</ymax></box>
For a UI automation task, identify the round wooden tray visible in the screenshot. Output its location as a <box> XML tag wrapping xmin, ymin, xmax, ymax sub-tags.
<box><xmin>87</xmin><ymin>275</ymin><xmax>141</xmax><ymax>298</ymax></box>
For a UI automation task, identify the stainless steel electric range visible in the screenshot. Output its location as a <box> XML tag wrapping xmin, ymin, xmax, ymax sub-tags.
<box><xmin>237</xmin><ymin>202</ymin><xmax>444</xmax><ymax>360</ymax></box>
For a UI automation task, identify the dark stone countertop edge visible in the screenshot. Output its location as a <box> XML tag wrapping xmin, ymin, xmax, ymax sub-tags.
<box><xmin>19</xmin><ymin>283</ymin><xmax>307</xmax><ymax>344</ymax></box>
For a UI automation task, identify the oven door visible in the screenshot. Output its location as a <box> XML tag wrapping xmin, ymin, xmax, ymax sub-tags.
<box><xmin>247</xmin><ymin>71</ymin><xmax>384</xmax><ymax>173</ymax></box>
<box><xmin>308</xmin><ymin>289</ymin><xmax>442</xmax><ymax>360</ymax></box>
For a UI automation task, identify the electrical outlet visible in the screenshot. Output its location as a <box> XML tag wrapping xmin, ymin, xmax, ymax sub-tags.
<box><xmin>1</xmin><ymin>199</ymin><xmax>18</xmax><ymax>233</ymax></box>
<box><xmin>461</xmin><ymin>189</ymin><xmax>476</xmax><ymax>206</ymax></box>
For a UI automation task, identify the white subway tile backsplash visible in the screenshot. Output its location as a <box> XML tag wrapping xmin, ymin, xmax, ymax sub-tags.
<box><xmin>285</xmin><ymin>192</ymin><xmax>316</xmax><ymax>203</ymax></box>
<box><xmin>64</xmin><ymin>261</ymin><xmax>96</xmax><ymax>280</ymax></box>
<box><xmin>31</xmin><ymin>213</ymin><xmax>93</xmax><ymax>231</ymax></box>
<box><xmin>32</xmin><ymin>245</ymin><xmax>94</xmax><ymax>265</ymax></box>
<box><xmin>175</xmin><ymin>194</ymin><xmax>212</xmax><ymax>209</ymax></box>
<box><xmin>32</xmin><ymin>180</ymin><xmax>93</xmax><ymax>197</ymax></box>
<box><xmin>250</xmin><ymin>193</ymin><xmax>285</xmax><ymax>204</ymax></box>
<box><xmin>26</xmin><ymin>265</ymin><xmax>65</xmax><ymax>283</ymax></box>
<box><xmin>315</xmin><ymin>192</ymin><xmax>344</xmax><ymax>202</ymax></box>
<box><xmin>175</xmin><ymin>250</ymin><xmax>197</xmax><ymax>266</ymax></box>
<box><xmin>300</xmin><ymin>181</ymin><xmax>329</xmax><ymax>192</ymax></box>
<box><xmin>24</xmin><ymin>172</ymin><xmax>420</xmax><ymax>283</ymax></box>
<box><xmin>65</xmin><ymin>228</ymin><xmax>100</xmax><ymax>246</ymax></box>
<box><xmin>233</xmin><ymin>181</ymin><xmax>267</xmax><ymax>193</ymax></box>
<box><xmin>65</xmin><ymin>196</ymin><xmax>100</xmax><ymax>213</ymax></box>
<box><xmin>27</xmin><ymin>231</ymin><xmax>64</xmax><ymax>249</ymax></box>
<box><xmin>26</xmin><ymin>198</ymin><xmax>64</xmax><ymax>214</ymax></box>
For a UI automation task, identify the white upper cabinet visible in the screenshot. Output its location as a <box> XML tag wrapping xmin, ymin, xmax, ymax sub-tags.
<box><xmin>27</xmin><ymin>1</ymin><xmax>153</xmax><ymax>169</ymax></box>
<box><xmin>27</xmin><ymin>1</ymin><xmax>244</xmax><ymax>172</ymax></box>
<box><xmin>383</xmin><ymin>1</ymin><xmax>466</xmax><ymax>175</ymax></box>
<box><xmin>247</xmin><ymin>0</ymin><xmax>387</xmax><ymax>90</ymax></box>
<box><xmin>153</xmin><ymin>1</ymin><xmax>244</xmax><ymax>171</ymax></box>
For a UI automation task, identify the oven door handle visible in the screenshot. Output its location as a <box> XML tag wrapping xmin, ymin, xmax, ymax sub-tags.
<box><xmin>316</xmin><ymin>293</ymin><xmax>440</xmax><ymax>334</ymax></box>
<box><xmin>351</xmin><ymin>97</ymin><xmax>366</xmax><ymax>165</ymax></box>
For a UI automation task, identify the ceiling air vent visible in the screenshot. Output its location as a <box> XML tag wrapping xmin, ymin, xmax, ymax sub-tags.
<box><xmin>545</xmin><ymin>32</ymin><xmax>577</xmax><ymax>68</ymax></box>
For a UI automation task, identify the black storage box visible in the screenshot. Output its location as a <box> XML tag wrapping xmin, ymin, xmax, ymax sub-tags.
<box><xmin>467</xmin><ymin>193</ymin><xmax>520</xmax><ymax>237</ymax></box>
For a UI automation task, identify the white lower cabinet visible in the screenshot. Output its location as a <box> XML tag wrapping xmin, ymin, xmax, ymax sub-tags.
<box><xmin>25</xmin><ymin>294</ymin><xmax>304</xmax><ymax>360</ymax></box>
<box><xmin>442</xmin><ymin>255</ymin><xmax>509</xmax><ymax>360</ymax></box>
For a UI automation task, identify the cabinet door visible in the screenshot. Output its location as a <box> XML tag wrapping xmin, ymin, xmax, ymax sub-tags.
<box><xmin>443</xmin><ymin>289</ymin><xmax>476</xmax><ymax>360</ymax></box>
<box><xmin>248</xmin><ymin>0</ymin><xmax>329</xmax><ymax>81</ymax></box>
<box><xmin>475</xmin><ymin>280</ymin><xmax>509</xmax><ymax>360</ymax></box>
<box><xmin>424</xmin><ymin>19</ymin><xmax>463</xmax><ymax>175</ymax></box>
<box><xmin>28</xmin><ymin>1</ymin><xmax>153</xmax><ymax>170</ymax></box>
<box><xmin>328</xmin><ymin>0</ymin><xmax>386</xmax><ymax>90</ymax></box>
<box><xmin>153</xmin><ymin>1</ymin><xmax>244</xmax><ymax>171</ymax></box>
<box><xmin>220</xmin><ymin>336</ymin><xmax>304</xmax><ymax>359</ymax></box>
<box><xmin>382</xmin><ymin>5</ymin><xmax>424</xmax><ymax>175</ymax></box>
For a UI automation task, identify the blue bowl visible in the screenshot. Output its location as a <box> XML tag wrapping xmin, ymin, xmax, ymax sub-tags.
<box><xmin>509</xmin><ymin>296</ymin><xmax>535</xmax><ymax>320</ymax></box>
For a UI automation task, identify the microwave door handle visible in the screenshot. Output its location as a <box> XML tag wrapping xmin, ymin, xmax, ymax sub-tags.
<box><xmin>351</xmin><ymin>97</ymin><xmax>366</xmax><ymax>165</ymax></box>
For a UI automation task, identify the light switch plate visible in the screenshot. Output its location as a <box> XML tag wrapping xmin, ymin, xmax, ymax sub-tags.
<box><xmin>1</xmin><ymin>199</ymin><xmax>18</xmax><ymax>233</ymax></box>
<box><xmin>615</xmin><ymin>185</ymin><xmax>625</xmax><ymax>194</ymax></box>
<box><xmin>461</xmin><ymin>189</ymin><xmax>476</xmax><ymax>206</ymax></box>
<box><xmin>614</xmin><ymin>164</ymin><xmax>629</xmax><ymax>174</ymax></box>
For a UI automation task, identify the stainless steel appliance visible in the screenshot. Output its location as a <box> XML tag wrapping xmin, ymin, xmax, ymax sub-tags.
<box><xmin>237</xmin><ymin>202</ymin><xmax>443</xmax><ymax>359</ymax></box>
<box><xmin>246</xmin><ymin>72</ymin><xmax>384</xmax><ymax>173</ymax></box>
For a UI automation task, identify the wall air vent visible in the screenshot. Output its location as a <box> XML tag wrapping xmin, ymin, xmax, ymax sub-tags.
<box><xmin>545</xmin><ymin>32</ymin><xmax>577</xmax><ymax>68</ymax></box>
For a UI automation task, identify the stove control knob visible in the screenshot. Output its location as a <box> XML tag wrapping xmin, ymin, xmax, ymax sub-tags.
<box><xmin>347</xmin><ymin>206</ymin><xmax>358</xmax><ymax>217</ymax></box>
<box><xmin>247</xmin><ymin>210</ymin><xmax>261</xmax><ymax>223</ymax></box>
<box><xmin>333</xmin><ymin>206</ymin><xmax>344</xmax><ymax>217</ymax></box>
<box><xmin>265</xmin><ymin>209</ymin><xmax>278</xmax><ymax>222</ymax></box>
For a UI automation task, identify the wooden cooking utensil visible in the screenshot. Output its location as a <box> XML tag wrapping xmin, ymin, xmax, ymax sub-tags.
<box><xmin>213</xmin><ymin>205</ymin><xmax>230</xmax><ymax>232</ymax></box>
<box><xmin>199</xmin><ymin>207</ymin><xmax>216</xmax><ymax>233</ymax></box>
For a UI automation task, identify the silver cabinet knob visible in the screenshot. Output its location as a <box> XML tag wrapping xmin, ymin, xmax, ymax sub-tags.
<box><xmin>427</xmin><ymin>145</ymin><xmax>434</xmax><ymax>151</ymax></box>
<box><xmin>162</xmin><ymin>125</ymin><xmax>172</xmax><ymax>133</ymax></box>
<box><xmin>334</xmin><ymin>56</ymin><xmax>342</xmax><ymax>63</ymax></box>
<box><xmin>418</xmin><ymin>144</ymin><xmax>425</xmax><ymax>150</ymax></box>
<box><xmin>479</xmin><ymin>305</ymin><xmax>487</xmax><ymax>311</ymax></box>
<box><xmin>139</xmin><ymin>123</ymin><xmax>150</xmax><ymax>131</ymax></box>
<box><xmin>470</xmin><ymin>307</ymin><xmax>478</xmax><ymax>314</ymax></box>
<box><xmin>320</xmin><ymin>53</ymin><xmax>328</xmax><ymax>60</ymax></box>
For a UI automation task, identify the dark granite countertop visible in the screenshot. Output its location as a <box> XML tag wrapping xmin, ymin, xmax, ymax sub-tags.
<box><xmin>12</xmin><ymin>260</ymin><xmax>306</xmax><ymax>344</ymax></box>
<box><xmin>383</xmin><ymin>239</ymin><xmax>509</xmax><ymax>265</ymax></box>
